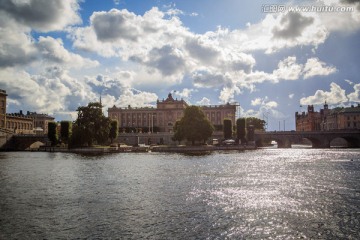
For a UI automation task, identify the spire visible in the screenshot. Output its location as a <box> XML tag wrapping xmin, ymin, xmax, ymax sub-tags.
<box><xmin>99</xmin><ymin>93</ymin><xmax>102</xmax><ymax>106</ymax></box>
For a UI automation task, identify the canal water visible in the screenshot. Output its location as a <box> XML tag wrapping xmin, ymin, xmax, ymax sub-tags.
<box><xmin>0</xmin><ymin>148</ymin><xmax>359</xmax><ymax>239</ymax></box>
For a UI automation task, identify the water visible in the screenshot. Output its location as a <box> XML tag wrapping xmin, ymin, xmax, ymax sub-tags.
<box><xmin>0</xmin><ymin>148</ymin><xmax>359</xmax><ymax>239</ymax></box>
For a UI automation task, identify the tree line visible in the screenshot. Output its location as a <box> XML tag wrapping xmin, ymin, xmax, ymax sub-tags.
<box><xmin>172</xmin><ymin>106</ymin><xmax>264</xmax><ymax>145</ymax></box>
<box><xmin>48</xmin><ymin>102</ymin><xmax>118</xmax><ymax>147</ymax></box>
<box><xmin>48</xmin><ymin>103</ymin><xmax>265</xmax><ymax>147</ymax></box>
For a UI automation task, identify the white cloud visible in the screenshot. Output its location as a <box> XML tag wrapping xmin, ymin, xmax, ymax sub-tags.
<box><xmin>219</xmin><ymin>87</ymin><xmax>241</xmax><ymax>103</ymax></box>
<box><xmin>300</xmin><ymin>82</ymin><xmax>348</xmax><ymax>105</ymax></box>
<box><xmin>173</xmin><ymin>88</ymin><xmax>197</xmax><ymax>99</ymax></box>
<box><xmin>197</xmin><ymin>97</ymin><xmax>211</xmax><ymax>105</ymax></box>
<box><xmin>116</xmin><ymin>88</ymin><xmax>158</xmax><ymax>108</ymax></box>
<box><xmin>251</xmin><ymin>98</ymin><xmax>262</xmax><ymax>106</ymax></box>
<box><xmin>273</xmin><ymin>56</ymin><xmax>303</xmax><ymax>80</ymax></box>
<box><xmin>0</xmin><ymin>0</ymin><xmax>81</xmax><ymax>32</ymax></box>
<box><xmin>0</xmin><ymin>67</ymin><xmax>96</xmax><ymax>114</ymax></box>
<box><xmin>345</xmin><ymin>79</ymin><xmax>354</xmax><ymax>85</ymax></box>
<box><xmin>36</xmin><ymin>36</ymin><xmax>99</xmax><ymax>68</ymax></box>
<box><xmin>347</xmin><ymin>83</ymin><xmax>360</xmax><ymax>102</ymax></box>
<box><xmin>289</xmin><ymin>93</ymin><xmax>295</xmax><ymax>99</ymax></box>
<box><xmin>84</xmin><ymin>73</ymin><xmax>158</xmax><ymax>108</ymax></box>
<box><xmin>250</xmin><ymin>97</ymin><xmax>278</xmax><ymax>109</ymax></box>
<box><xmin>67</xmin><ymin>6</ymin><xmax>344</xmax><ymax>105</ymax></box>
<box><xmin>1</xmin><ymin>2</ymin><xmax>357</xmax><ymax>117</ymax></box>
<box><xmin>272</xmin><ymin>12</ymin><xmax>315</xmax><ymax>39</ymax></box>
<box><xmin>303</xmin><ymin>58</ymin><xmax>337</xmax><ymax>79</ymax></box>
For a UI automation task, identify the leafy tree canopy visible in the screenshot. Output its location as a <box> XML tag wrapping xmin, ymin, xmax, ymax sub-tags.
<box><xmin>70</xmin><ymin>102</ymin><xmax>110</xmax><ymax>147</ymax></box>
<box><xmin>223</xmin><ymin>119</ymin><xmax>232</xmax><ymax>139</ymax></box>
<box><xmin>109</xmin><ymin>120</ymin><xmax>118</xmax><ymax>143</ymax></box>
<box><xmin>60</xmin><ymin>121</ymin><xmax>72</xmax><ymax>144</ymax></box>
<box><xmin>48</xmin><ymin>122</ymin><xmax>58</xmax><ymax>146</ymax></box>
<box><xmin>173</xmin><ymin>106</ymin><xmax>214</xmax><ymax>145</ymax></box>
<box><xmin>245</xmin><ymin>117</ymin><xmax>266</xmax><ymax>131</ymax></box>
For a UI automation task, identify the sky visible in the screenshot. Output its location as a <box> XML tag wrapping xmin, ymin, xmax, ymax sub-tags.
<box><xmin>0</xmin><ymin>0</ymin><xmax>359</xmax><ymax>131</ymax></box>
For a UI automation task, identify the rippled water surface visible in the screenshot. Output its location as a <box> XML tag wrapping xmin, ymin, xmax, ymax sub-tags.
<box><xmin>0</xmin><ymin>148</ymin><xmax>359</xmax><ymax>239</ymax></box>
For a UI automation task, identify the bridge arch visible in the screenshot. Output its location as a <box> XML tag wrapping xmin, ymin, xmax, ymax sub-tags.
<box><xmin>255</xmin><ymin>131</ymin><xmax>360</xmax><ymax>149</ymax></box>
<box><xmin>27</xmin><ymin>141</ymin><xmax>46</xmax><ymax>150</ymax></box>
<box><xmin>329</xmin><ymin>136</ymin><xmax>360</xmax><ymax>148</ymax></box>
<box><xmin>301</xmin><ymin>137</ymin><xmax>329</xmax><ymax>148</ymax></box>
<box><xmin>255</xmin><ymin>137</ymin><xmax>292</xmax><ymax>148</ymax></box>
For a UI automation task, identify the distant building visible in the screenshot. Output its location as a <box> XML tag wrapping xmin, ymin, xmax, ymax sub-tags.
<box><xmin>0</xmin><ymin>89</ymin><xmax>7</xmax><ymax>129</ymax></box>
<box><xmin>26</xmin><ymin>111</ymin><xmax>55</xmax><ymax>134</ymax></box>
<box><xmin>108</xmin><ymin>93</ymin><xmax>237</xmax><ymax>133</ymax></box>
<box><xmin>0</xmin><ymin>89</ymin><xmax>55</xmax><ymax>135</ymax></box>
<box><xmin>6</xmin><ymin>111</ymin><xmax>34</xmax><ymax>134</ymax></box>
<box><xmin>295</xmin><ymin>103</ymin><xmax>360</xmax><ymax>131</ymax></box>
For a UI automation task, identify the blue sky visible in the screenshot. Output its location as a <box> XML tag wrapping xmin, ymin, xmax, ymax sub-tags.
<box><xmin>0</xmin><ymin>0</ymin><xmax>359</xmax><ymax>130</ymax></box>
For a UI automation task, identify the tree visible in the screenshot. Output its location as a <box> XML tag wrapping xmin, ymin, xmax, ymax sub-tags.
<box><xmin>245</xmin><ymin>117</ymin><xmax>266</xmax><ymax>131</ymax></box>
<box><xmin>60</xmin><ymin>121</ymin><xmax>72</xmax><ymax>144</ymax></box>
<box><xmin>172</xmin><ymin>120</ymin><xmax>184</xmax><ymax>144</ymax></box>
<box><xmin>48</xmin><ymin>122</ymin><xmax>58</xmax><ymax>146</ymax></box>
<box><xmin>70</xmin><ymin>102</ymin><xmax>111</xmax><ymax>147</ymax></box>
<box><xmin>173</xmin><ymin>106</ymin><xmax>214</xmax><ymax>145</ymax></box>
<box><xmin>236</xmin><ymin>118</ymin><xmax>246</xmax><ymax>144</ymax></box>
<box><xmin>223</xmin><ymin>119</ymin><xmax>232</xmax><ymax>139</ymax></box>
<box><xmin>109</xmin><ymin>120</ymin><xmax>118</xmax><ymax>143</ymax></box>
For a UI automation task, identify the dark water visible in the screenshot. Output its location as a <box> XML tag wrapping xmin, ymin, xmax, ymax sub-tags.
<box><xmin>0</xmin><ymin>148</ymin><xmax>359</xmax><ymax>239</ymax></box>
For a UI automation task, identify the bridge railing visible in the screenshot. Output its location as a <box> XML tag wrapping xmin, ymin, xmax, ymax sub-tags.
<box><xmin>256</xmin><ymin>129</ymin><xmax>360</xmax><ymax>135</ymax></box>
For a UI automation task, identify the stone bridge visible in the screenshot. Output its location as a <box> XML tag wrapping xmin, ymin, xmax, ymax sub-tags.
<box><xmin>2</xmin><ymin>135</ymin><xmax>50</xmax><ymax>151</ymax></box>
<box><xmin>255</xmin><ymin>130</ymin><xmax>360</xmax><ymax>148</ymax></box>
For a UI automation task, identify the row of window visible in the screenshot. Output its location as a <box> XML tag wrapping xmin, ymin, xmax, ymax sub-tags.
<box><xmin>6</xmin><ymin>121</ymin><xmax>33</xmax><ymax>130</ymax></box>
<box><xmin>347</xmin><ymin>116</ymin><xmax>358</xmax><ymax>121</ymax></box>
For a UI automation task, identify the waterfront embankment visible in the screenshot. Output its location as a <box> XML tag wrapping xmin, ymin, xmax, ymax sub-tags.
<box><xmin>38</xmin><ymin>144</ymin><xmax>256</xmax><ymax>154</ymax></box>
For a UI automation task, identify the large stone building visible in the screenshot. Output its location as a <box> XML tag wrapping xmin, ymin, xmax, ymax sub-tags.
<box><xmin>108</xmin><ymin>93</ymin><xmax>237</xmax><ymax>133</ymax></box>
<box><xmin>6</xmin><ymin>111</ymin><xmax>34</xmax><ymax>134</ymax></box>
<box><xmin>0</xmin><ymin>89</ymin><xmax>55</xmax><ymax>134</ymax></box>
<box><xmin>0</xmin><ymin>89</ymin><xmax>7</xmax><ymax>129</ymax></box>
<box><xmin>295</xmin><ymin>103</ymin><xmax>360</xmax><ymax>131</ymax></box>
<box><xmin>26</xmin><ymin>111</ymin><xmax>55</xmax><ymax>134</ymax></box>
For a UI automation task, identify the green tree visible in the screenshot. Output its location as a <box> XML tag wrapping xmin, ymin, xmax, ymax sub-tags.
<box><xmin>245</xmin><ymin>117</ymin><xmax>266</xmax><ymax>131</ymax></box>
<box><xmin>70</xmin><ymin>102</ymin><xmax>111</xmax><ymax>147</ymax></box>
<box><xmin>172</xmin><ymin>120</ymin><xmax>184</xmax><ymax>144</ymax></box>
<box><xmin>60</xmin><ymin>121</ymin><xmax>72</xmax><ymax>144</ymax></box>
<box><xmin>223</xmin><ymin>119</ymin><xmax>232</xmax><ymax>139</ymax></box>
<box><xmin>48</xmin><ymin>122</ymin><xmax>58</xmax><ymax>146</ymax></box>
<box><xmin>236</xmin><ymin>118</ymin><xmax>246</xmax><ymax>144</ymax></box>
<box><xmin>109</xmin><ymin>120</ymin><xmax>118</xmax><ymax>143</ymax></box>
<box><xmin>173</xmin><ymin>106</ymin><xmax>214</xmax><ymax>145</ymax></box>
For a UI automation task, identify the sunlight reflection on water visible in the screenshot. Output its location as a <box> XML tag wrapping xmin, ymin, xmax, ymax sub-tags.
<box><xmin>0</xmin><ymin>148</ymin><xmax>359</xmax><ymax>239</ymax></box>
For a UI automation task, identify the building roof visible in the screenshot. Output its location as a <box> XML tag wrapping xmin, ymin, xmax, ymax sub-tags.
<box><xmin>6</xmin><ymin>113</ymin><xmax>33</xmax><ymax>120</ymax></box>
<box><xmin>0</xmin><ymin>89</ymin><xmax>7</xmax><ymax>96</ymax></box>
<box><xmin>157</xmin><ymin>93</ymin><xmax>188</xmax><ymax>105</ymax></box>
<box><xmin>26</xmin><ymin>111</ymin><xmax>55</xmax><ymax>120</ymax></box>
<box><xmin>339</xmin><ymin>105</ymin><xmax>360</xmax><ymax>114</ymax></box>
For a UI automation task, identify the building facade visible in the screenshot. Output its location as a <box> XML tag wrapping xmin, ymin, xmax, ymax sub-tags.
<box><xmin>108</xmin><ymin>93</ymin><xmax>237</xmax><ymax>133</ymax></box>
<box><xmin>295</xmin><ymin>103</ymin><xmax>360</xmax><ymax>131</ymax></box>
<box><xmin>6</xmin><ymin>111</ymin><xmax>34</xmax><ymax>134</ymax></box>
<box><xmin>295</xmin><ymin>105</ymin><xmax>322</xmax><ymax>131</ymax></box>
<box><xmin>0</xmin><ymin>89</ymin><xmax>7</xmax><ymax>129</ymax></box>
<box><xmin>0</xmin><ymin>89</ymin><xmax>55</xmax><ymax>135</ymax></box>
<box><xmin>26</xmin><ymin>111</ymin><xmax>55</xmax><ymax>134</ymax></box>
